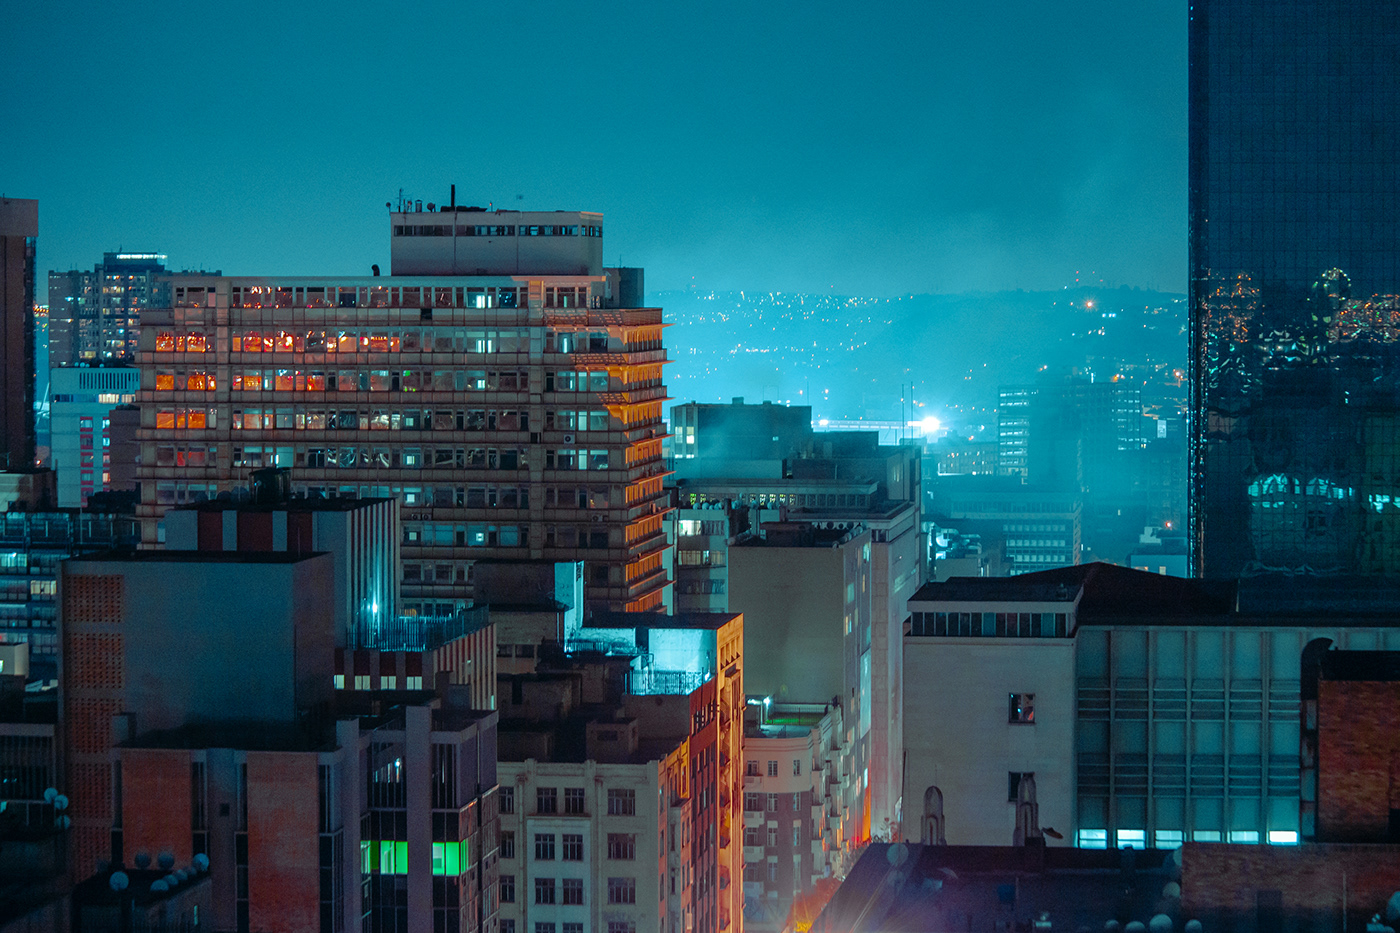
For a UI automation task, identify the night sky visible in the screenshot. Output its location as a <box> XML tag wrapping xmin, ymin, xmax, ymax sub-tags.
<box><xmin>1</xmin><ymin>1</ymin><xmax>1185</xmax><ymax>296</ymax></box>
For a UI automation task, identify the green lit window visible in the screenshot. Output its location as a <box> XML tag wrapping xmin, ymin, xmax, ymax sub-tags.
<box><xmin>431</xmin><ymin>840</ymin><xmax>469</xmax><ymax>876</ymax></box>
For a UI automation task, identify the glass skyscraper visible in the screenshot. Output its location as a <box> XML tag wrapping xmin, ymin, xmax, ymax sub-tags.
<box><xmin>1190</xmin><ymin>1</ymin><xmax>1400</xmax><ymax>578</ymax></box>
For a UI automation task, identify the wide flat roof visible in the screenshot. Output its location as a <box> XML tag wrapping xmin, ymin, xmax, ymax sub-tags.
<box><xmin>172</xmin><ymin>497</ymin><xmax>394</xmax><ymax>513</ymax></box>
<box><xmin>583</xmin><ymin>611</ymin><xmax>740</xmax><ymax>630</ymax></box>
<box><xmin>68</xmin><ymin>549</ymin><xmax>326</xmax><ymax>565</ymax></box>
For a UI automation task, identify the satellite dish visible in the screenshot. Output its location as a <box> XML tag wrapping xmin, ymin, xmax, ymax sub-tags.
<box><xmin>1387</xmin><ymin>892</ymin><xmax>1400</xmax><ymax>924</ymax></box>
<box><xmin>1105</xmin><ymin>922</ymin><xmax>1121</xmax><ymax>933</ymax></box>
<box><xmin>1149</xmin><ymin>916</ymin><xmax>1173</xmax><ymax>933</ymax></box>
<box><xmin>193</xmin><ymin>854</ymin><xmax>210</xmax><ymax>872</ymax></box>
<box><xmin>1162</xmin><ymin>882</ymin><xmax>1181</xmax><ymax>899</ymax></box>
<box><xmin>43</xmin><ymin>787</ymin><xmax>57</xmax><ymax>804</ymax></box>
<box><xmin>1183</xmin><ymin>923</ymin><xmax>1202</xmax><ymax>933</ymax></box>
<box><xmin>1125</xmin><ymin>923</ymin><xmax>1147</xmax><ymax>933</ymax></box>
<box><xmin>158</xmin><ymin>852</ymin><xmax>175</xmax><ymax>870</ymax></box>
<box><xmin>134</xmin><ymin>852</ymin><xmax>151</xmax><ymax>869</ymax></box>
<box><xmin>886</xmin><ymin>843</ymin><xmax>909</xmax><ymax>867</ymax></box>
<box><xmin>150</xmin><ymin>881</ymin><xmax>168</xmax><ymax>893</ymax></box>
<box><xmin>109</xmin><ymin>872</ymin><xmax>129</xmax><ymax>892</ymax></box>
<box><xmin>53</xmin><ymin>794</ymin><xmax>68</xmax><ymax>811</ymax></box>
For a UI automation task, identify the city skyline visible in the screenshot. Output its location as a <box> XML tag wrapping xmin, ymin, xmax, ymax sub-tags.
<box><xmin>2</xmin><ymin>0</ymin><xmax>1185</xmax><ymax>297</ymax></box>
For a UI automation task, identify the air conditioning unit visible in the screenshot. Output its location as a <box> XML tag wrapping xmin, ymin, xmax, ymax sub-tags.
<box><xmin>591</xmin><ymin>514</ymin><xmax>604</xmax><ymax>523</ymax></box>
<box><xmin>563</xmin><ymin>433</ymin><xmax>575</xmax><ymax>444</ymax></box>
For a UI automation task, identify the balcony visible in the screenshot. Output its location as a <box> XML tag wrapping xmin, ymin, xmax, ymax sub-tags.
<box><xmin>743</xmin><ymin>846</ymin><xmax>765</xmax><ymax>863</ymax></box>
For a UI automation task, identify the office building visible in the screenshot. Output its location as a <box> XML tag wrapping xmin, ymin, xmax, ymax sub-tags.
<box><xmin>47</xmin><ymin>367</ymin><xmax>139</xmax><ymax>507</ymax></box>
<box><xmin>1190</xmin><ymin>1</ymin><xmax>1400</xmax><ymax>577</ymax></box>
<box><xmin>670</xmin><ymin>399</ymin><xmax>813</xmax><ymax>466</ymax></box>
<box><xmin>925</xmin><ymin>474</ymin><xmax>1081</xmax><ymax>576</ymax></box>
<box><xmin>48</xmin><ymin>252</ymin><xmax>179</xmax><ymax>366</ymax></box>
<box><xmin>902</xmin><ymin>563</ymin><xmax>1400</xmax><ymax>851</ymax></box>
<box><xmin>0</xmin><ymin>198</ymin><xmax>38</xmax><ymax>470</ymax></box>
<box><xmin>996</xmin><ymin>380</ymin><xmax>1143</xmax><ymax>493</ymax></box>
<box><xmin>671</xmin><ymin>407</ymin><xmax>922</xmax><ymax>845</ymax></box>
<box><xmin>0</xmin><ymin>504</ymin><xmax>139</xmax><ymax>666</ymax></box>
<box><xmin>135</xmin><ymin>207</ymin><xmax>672</xmax><ymax>613</ymax></box>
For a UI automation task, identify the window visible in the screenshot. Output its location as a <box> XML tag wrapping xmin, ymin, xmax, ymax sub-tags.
<box><xmin>607</xmin><ymin>877</ymin><xmax>636</xmax><ymax>904</ymax></box>
<box><xmin>792</xmin><ymin>793</ymin><xmax>801</xmax><ymax>810</ymax></box>
<box><xmin>1268</xmin><ymin>831</ymin><xmax>1299</xmax><ymax>846</ymax></box>
<box><xmin>793</xmin><ymin>822</ymin><xmax>802</xmax><ymax>846</ymax></box>
<box><xmin>793</xmin><ymin>759</ymin><xmax>802</xmax><ymax>777</ymax></box>
<box><xmin>1008</xmin><ymin>772</ymin><xmax>1034</xmax><ymax>802</ymax></box>
<box><xmin>562</xmin><ymin>834</ymin><xmax>583</xmax><ymax>861</ymax></box>
<box><xmin>500</xmin><ymin>831</ymin><xmax>515</xmax><ymax>859</ymax></box>
<box><xmin>1009</xmin><ymin>693</ymin><xmax>1035</xmax><ymax>724</ymax></box>
<box><xmin>744</xmin><ymin>826</ymin><xmax>761</xmax><ymax>846</ymax></box>
<box><xmin>500</xmin><ymin>875</ymin><xmax>515</xmax><ymax>903</ymax></box>
<box><xmin>607</xmin><ymin>788</ymin><xmax>635</xmax><ymax>815</ymax></box>
<box><xmin>607</xmin><ymin>924</ymin><xmax>636</xmax><ymax>933</ymax></box>
<box><xmin>766</xmin><ymin>794</ymin><xmax>778</xmax><ymax>812</ymax></box>
<box><xmin>563</xmin><ymin>925</ymin><xmax>583</xmax><ymax>933</ymax></box>
<box><xmin>745</xmin><ymin>760</ymin><xmax>760</xmax><ymax>777</ymax></box>
<box><xmin>607</xmin><ymin>833</ymin><xmax>636</xmax><ymax>860</ymax></box>
<box><xmin>562</xmin><ymin>878</ymin><xmax>584</xmax><ymax>905</ymax></box>
<box><xmin>534</xmin><ymin>833</ymin><xmax>556</xmax><ymax>860</ymax></box>
<box><xmin>1076</xmin><ymin>829</ymin><xmax>1108</xmax><ymax>849</ymax></box>
<box><xmin>1117</xmin><ymin>829</ymin><xmax>1147</xmax><ymax>849</ymax></box>
<box><xmin>537</xmin><ymin>787</ymin><xmax>558</xmax><ymax>814</ymax></box>
<box><xmin>766</xmin><ymin>825</ymin><xmax>778</xmax><ymax>847</ymax></box>
<box><xmin>499</xmin><ymin>787</ymin><xmax>514</xmax><ymax>814</ymax></box>
<box><xmin>767</xmin><ymin>760</ymin><xmax>778</xmax><ymax>777</ymax></box>
<box><xmin>564</xmin><ymin>787</ymin><xmax>586</xmax><ymax>814</ymax></box>
<box><xmin>534</xmin><ymin>925</ymin><xmax>555</xmax><ymax>933</ymax></box>
<box><xmin>534</xmin><ymin>878</ymin><xmax>556</xmax><ymax>904</ymax></box>
<box><xmin>744</xmin><ymin>793</ymin><xmax>764</xmax><ymax>811</ymax></box>
<box><xmin>1229</xmin><ymin>831</ymin><xmax>1260</xmax><ymax>844</ymax></box>
<box><xmin>1154</xmin><ymin>830</ymin><xmax>1184</xmax><ymax>849</ymax></box>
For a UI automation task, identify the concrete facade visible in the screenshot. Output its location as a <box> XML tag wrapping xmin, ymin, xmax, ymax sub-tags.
<box><xmin>135</xmin><ymin>245</ymin><xmax>672</xmax><ymax>613</ymax></box>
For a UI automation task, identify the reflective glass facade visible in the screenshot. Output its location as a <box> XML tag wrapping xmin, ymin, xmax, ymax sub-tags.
<box><xmin>1190</xmin><ymin>1</ymin><xmax>1400</xmax><ymax>577</ymax></box>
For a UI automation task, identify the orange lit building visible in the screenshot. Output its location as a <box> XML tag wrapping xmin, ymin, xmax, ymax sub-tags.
<box><xmin>134</xmin><ymin>206</ymin><xmax>672</xmax><ymax>613</ymax></box>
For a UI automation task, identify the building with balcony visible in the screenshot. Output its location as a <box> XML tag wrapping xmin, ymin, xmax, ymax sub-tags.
<box><xmin>134</xmin><ymin>207</ymin><xmax>672</xmax><ymax>613</ymax></box>
<box><xmin>739</xmin><ymin>701</ymin><xmax>856</xmax><ymax>933</ymax></box>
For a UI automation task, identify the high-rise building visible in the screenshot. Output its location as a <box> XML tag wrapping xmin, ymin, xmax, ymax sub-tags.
<box><xmin>1189</xmin><ymin>2</ymin><xmax>1400</xmax><ymax>577</ymax></box>
<box><xmin>135</xmin><ymin>208</ymin><xmax>672</xmax><ymax>613</ymax></box>
<box><xmin>48</xmin><ymin>252</ymin><xmax>177</xmax><ymax>366</ymax></box>
<box><xmin>0</xmin><ymin>198</ymin><xmax>38</xmax><ymax>470</ymax></box>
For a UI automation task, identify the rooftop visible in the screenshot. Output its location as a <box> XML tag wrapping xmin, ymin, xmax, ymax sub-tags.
<box><xmin>813</xmin><ymin>843</ymin><xmax>1175</xmax><ymax>933</ymax></box>
<box><xmin>68</xmin><ymin>549</ymin><xmax>327</xmax><ymax>565</ymax></box>
<box><xmin>172</xmin><ymin>496</ymin><xmax>395</xmax><ymax>514</ymax></box>
<box><xmin>583</xmin><ymin>611</ymin><xmax>740</xmax><ymax>631</ymax></box>
<box><xmin>1319</xmin><ymin>650</ymin><xmax>1400</xmax><ymax>683</ymax></box>
<box><xmin>911</xmin><ymin>563</ymin><xmax>1235</xmax><ymax>617</ymax></box>
<box><xmin>123</xmin><ymin>720</ymin><xmax>336</xmax><ymax>752</ymax></box>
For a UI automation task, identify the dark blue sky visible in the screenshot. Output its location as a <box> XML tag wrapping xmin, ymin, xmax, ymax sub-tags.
<box><xmin>2</xmin><ymin>1</ymin><xmax>1185</xmax><ymax>296</ymax></box>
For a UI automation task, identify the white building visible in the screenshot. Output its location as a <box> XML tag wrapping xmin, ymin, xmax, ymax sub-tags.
<box><xmin>48</xmin><ymin>366</ymin><xmax>138</xmax><ymax>506</ymax></box>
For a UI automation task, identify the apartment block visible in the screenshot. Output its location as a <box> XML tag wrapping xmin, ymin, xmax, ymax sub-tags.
<box><xmin>498</xmin><ymin>610</ymin><xmax>745</xmax><ymax>933</ymax></box>
<box><xmin>48</xmin><ymin>252</ymin><xmax>183</xmax><ymax>366</ymax></box>
<box><xmin>740</xmin><ymin>702</ymin><xmax>856</xmax><ymax>933</ymax></box>
<box><xmin>135</xmin><ymin>208</ymin><xmax>671</xmax><ymax>613</ymax></box>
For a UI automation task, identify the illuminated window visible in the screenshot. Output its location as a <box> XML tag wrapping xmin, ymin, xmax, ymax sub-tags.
<box><xmin>1268</xmin><ymin>830</ymin><xmax>1298</xmax><ymax>845</ymax></box>
<box><xmin>1008</xmin><ymin>693</ymin><xmax>1035</xmax><ymax>724</ymax></box>
<box><xmin>1076</xmin><ymin>829</ymin><xmax>1108</xmax><ymax>849</ymax></box>
<box><xmin>1229</xmin><ymin>831</ymin><xmax>1259</xmax><ymax>844</ymax></box>
<box><xmin>380</xmin><ymin>675</ymin><xmax>396</xmax><ymax>690</ymax></box>
<box><xmin>1116</xmin><ymin>829</ymin><xmax>1147</xmax><ymax>849</ymax></box>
